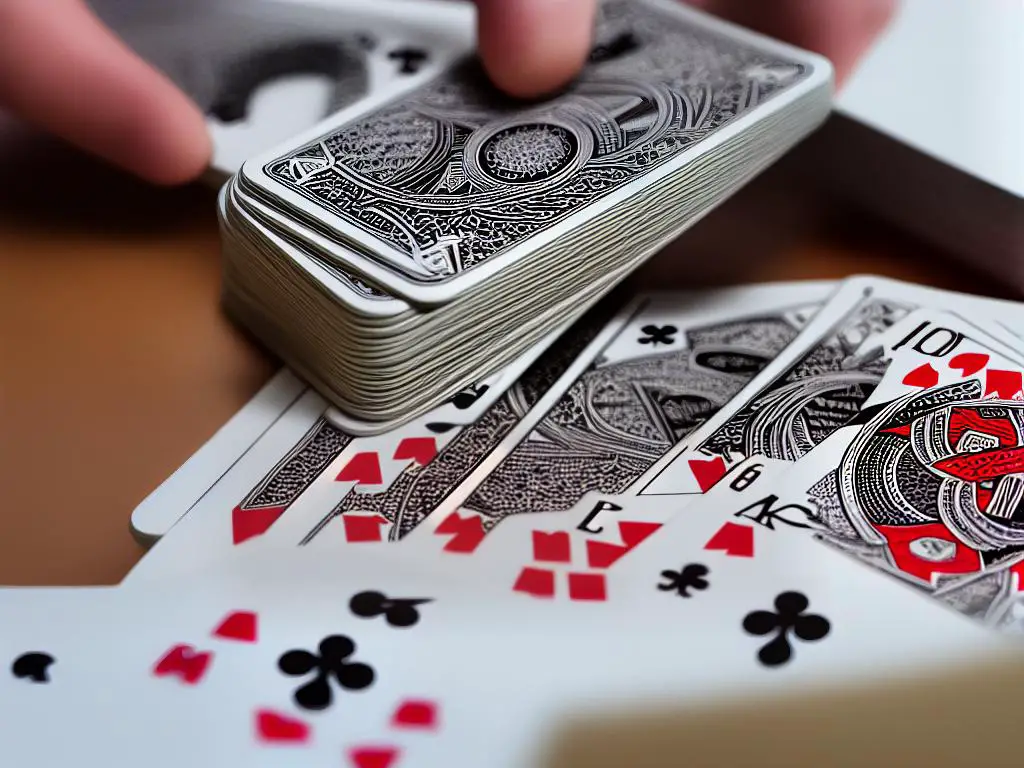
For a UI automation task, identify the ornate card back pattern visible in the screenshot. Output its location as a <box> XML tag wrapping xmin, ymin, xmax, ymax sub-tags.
<box><xmin>260</xmin><ymin>0</ymin><xmax>813</xmax><ymax>285</ymax></box>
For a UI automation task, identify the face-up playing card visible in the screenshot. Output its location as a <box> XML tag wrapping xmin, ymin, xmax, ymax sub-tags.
<box><xmin>708</xmin><ymin>310</ymin><xmax>1024</xmax><ymax>633</ymax></box>
<box><xmin>122</xmin><ymin>385</ymin><xmax>508</xmax><ymax>587</ymax></box>
<box><xmin>123</xmin><ymin>388</ymin><xmax>349</xmax><ymax>586</ymax></box>
<box><xmin>0</xmin><ymin>556</ymin><xmax>508</xmax><ymax>766</ymax></box>
<box><xmin>265</xmin><ymin>284</ymin><xmax>835</xmax><ymax>555</ymax></box>
<box><xmin>585</xmin><ymin>477</ymin><xmax>1015</xmax><ymax>697</ymax></box>
<box><xmin>8</xmin><ymin>526</ymin><xmax>1010</xmax><ymax>768</ymax></box>
<box><xmin>636</xmin><ymin>275</ymin><xmax>1024</xmax><ymax>497</ymax></box>
<box><xmin>0</xmin><ymin>545</ymin><xmax>779</xmax><ymax>768</ymax></box>
<box><xmin>223</xmin><ymin>527</ymin><xmax>1012</xmax><ymax>752</ymax></box>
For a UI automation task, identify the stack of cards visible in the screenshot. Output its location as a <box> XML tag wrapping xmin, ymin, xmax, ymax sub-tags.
<box><xmin>215</xmin><ymin>0</ymin><xmax>834</xmax><ymax>429</ymax></box>
<box><xmin>7</xmin><ymin>276</ymin><xmax>1024</xmax><ymax>765</ymax></box>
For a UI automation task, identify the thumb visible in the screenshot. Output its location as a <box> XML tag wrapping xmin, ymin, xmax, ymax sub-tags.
<box><xmin>0</xmin><ymin>0</ymin><xmax>211</xmax><ymax>185</ymax></box>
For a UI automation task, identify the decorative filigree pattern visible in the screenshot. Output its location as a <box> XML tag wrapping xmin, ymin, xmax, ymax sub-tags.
<box><xmin>262</xmin><ymin>0</ymin><xmax>810</xmax><ymax>282</ymax></box>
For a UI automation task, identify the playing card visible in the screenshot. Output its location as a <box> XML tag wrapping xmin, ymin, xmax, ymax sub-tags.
<box><xmin>123</xmin><ymin>388</ymin><xmax>349</xmax><ymax>585</ymax></box>
<box><xmin>636</xmin><ymin>275</ymin><xmax>1024</xmax><ymax>497</ymax></box>
<box><xmin>704</xmin><ymin>309</ymin><xmax>1024</xmax><ymax>633</ymax></box>
<box><xmin>241</xmin><ymin>0</ymin><xmax>832</xmax><ymax>303</ymax></box>
<box><xmin>0</xmin><ymin>553</ymin><xmax>524</xmax><ymax>766</ymax></box>
<box><xmin>590</xmin><ymin>478</ymin><xmax>1012</xmax><ymax>690</ymax></box>
<box><xmin>130</xmin><ymin>369</ymin><xmax>307</xmax><ymax>543</ymax></box>
<box><xmin>265</xmin><ymin>284</ymin><xmax>835</xmax><ymax>554</ymax></box>
<box><xmin>3</xmin><ymin>501</ymin><xmax>1013</xmax><ymax>767</ymax></box>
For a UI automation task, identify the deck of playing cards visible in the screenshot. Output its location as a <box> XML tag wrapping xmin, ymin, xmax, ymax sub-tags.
<box><xmin>215</xmin><ymin>0</ymin><xmax>834</xmax><ymax>431</ymax></box>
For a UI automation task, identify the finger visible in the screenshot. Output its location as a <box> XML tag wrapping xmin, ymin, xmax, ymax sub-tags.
<box><xmin>474</xmin><ymin>0</ymin><xmax>598</xmax><ymax>98</ymax></box>
<box><xmin>688</xmin><ymin>0</ymin><xmax>897</xmax><ymax>87</ymax></box>
<box><xmin>0</xmin><ymin>0</ymin><xmax>211</xmax><ymax>185</ymax></box>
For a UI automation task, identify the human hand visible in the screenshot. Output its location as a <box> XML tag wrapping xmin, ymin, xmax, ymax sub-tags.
<box><xmin>0</xmin><ymin>0</ymin><xmax>896</xmax><ymax>187</ymax></box>
<box><xmin>476</xmin><ymin>0</ymin><xmax>898</xmax><ymax>97</ymax></box>
<box><xmin>0</xmin><ymin>0</ymin><xmax>211</xmax><ymax>185</ymax></box>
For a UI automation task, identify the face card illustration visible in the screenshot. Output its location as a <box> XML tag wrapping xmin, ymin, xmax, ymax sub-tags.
<box><xmin>738</xmin><ymin>311</ymin><xmax>1024</xmax><ymax>632</ymax></box>
<box><xmin>243</xmin><ymin>0</ymin><xmax>829</xmax><ymax>302</ymax></box>
<box><xmin>636</xmin><ymin>276</ymin><xmax>1024</xmax><ymax>497</ymax></box>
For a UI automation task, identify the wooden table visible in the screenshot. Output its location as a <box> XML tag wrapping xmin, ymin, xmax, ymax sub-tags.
<box><xmin>0</xmin><ymin>115</ymin><xmax>1018</xmax><ymax>764</ymax></box>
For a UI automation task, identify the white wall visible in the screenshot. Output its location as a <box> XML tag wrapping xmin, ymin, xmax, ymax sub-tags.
<box><xmin>839</xmin><ymin>0</ymin><xmax>1024</xmax><ymax>197</ymax></box>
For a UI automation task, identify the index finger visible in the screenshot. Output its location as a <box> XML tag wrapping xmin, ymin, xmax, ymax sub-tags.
<box><xmin>474</xmin><ymin>0</ymin><xmax>598</xmax><ymax>99</ymax></box>
<box><xmin>0</xmin><ymin>0</ymin><xmax>210</xmax><ymax>185</ymax></box>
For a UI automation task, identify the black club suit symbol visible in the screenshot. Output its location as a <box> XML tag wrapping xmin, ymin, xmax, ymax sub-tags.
<box><xmin>743</xmin><ymin>591</ymin><xmax>831</xmax><ymax>668</ymax></box>
<box><xmin>349</xmin><ymin>590</ymin><xmax>432</xmax><ymax>628</ymax></box>
<box><xmin>388</xmin><ymin>47</ymin><xmax>429</xmax><ymax>74</ymax></box>
<box><xmin>278</xmin><ymin>635</ymin><xmax>374</xmax><ymax>711</ymax></box>
<box><xmin>657</xmin><ymin>564</ymin><xmax>709</xmax><ymax>598</ymax></box>
<box><xmin>638</xmin><ymin>324</ymin><xmax>678</xmax><ymax>347</ymax></box>
<box><xmin>11</xmin><ymin>652</ymin><xmax>55</xmax><ymax>683</ymax></box>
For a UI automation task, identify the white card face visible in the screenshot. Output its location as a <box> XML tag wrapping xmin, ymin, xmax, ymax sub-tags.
<box><xmin>0</xmin><ymin>556</ymin><xmax>535</xmax><ymax>767</ymax></box>
<box><xmin>264</xmin><ymin>283</ymin><xmax>836</xmax><ymax>556</ymax></box>
<box><xmin>589</xmin><ymin>482</ymin><xmax>1013</xmax><ymax>696</ymax></box>
<box><xmin>4</xmin><ymin>529</ymin><xmax>1008</xmax><ymax>768</ymax></box>
<box><xmin>385</xmin><ymin>492</ymin><xmax>697</xmax><ymax>605</ymax></box>
<box><xmin>239</xmin><ymin>0</ymin><xmax>833</xmax><ymax>304</ymax></box>
<box><xmin>635</xmin><ymin>275</ymin><xmax>1024</xmax><ymax>497</ymax></box>
<box><xmin>129</xmin><ymin>369</ymin><xmax>307</xmax><ymax>542</ymax></box>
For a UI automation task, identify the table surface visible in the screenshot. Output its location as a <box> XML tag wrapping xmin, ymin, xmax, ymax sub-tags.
<box><xmin>1</xmin><ymin>116</ymin><xmax>1019</xmax><ymax>763</ymax></box>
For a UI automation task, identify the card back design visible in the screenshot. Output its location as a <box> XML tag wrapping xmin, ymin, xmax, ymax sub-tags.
<box><xmin>258</xmin><ymin>0</ymin><xmax>813</xmax><ymax>285</ymax></box>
